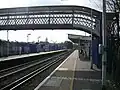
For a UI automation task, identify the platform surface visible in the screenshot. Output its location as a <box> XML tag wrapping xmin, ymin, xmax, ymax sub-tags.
<box><xmin>35</xmin><ymin>50</ymin><xmax>102</xmax><ymax>90</ymax></box>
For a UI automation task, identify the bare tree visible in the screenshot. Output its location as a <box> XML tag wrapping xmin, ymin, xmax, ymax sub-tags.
<box><xmin>107</xmin><ymin>0</ymin><xmax>120</xmax><ymax>88</ymax></box>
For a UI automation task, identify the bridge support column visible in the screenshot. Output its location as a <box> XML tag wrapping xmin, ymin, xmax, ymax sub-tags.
<box><xmin>78</xmin><ymin>38</ymin><xmax>81</xmax><ymax>58</ymax></box>
<box><xmin>90</xmin><ymin>37</ymin><xmax>93</xmax><ymax>69</ymax></box>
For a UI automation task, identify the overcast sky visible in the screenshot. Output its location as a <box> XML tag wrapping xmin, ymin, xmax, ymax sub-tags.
<box><xmin>0</xmin><ymin>0</ymin><xmax>102</xmax><ymax>43</ymax></box>
<box><xmin>0</xmin><ymin>0</ymin><xmax>102</xmax><ymax>10</ymax></box>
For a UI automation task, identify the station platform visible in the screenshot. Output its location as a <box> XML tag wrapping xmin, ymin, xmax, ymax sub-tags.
<box><xmin>35</xmin><ymin>50</ymin><xmax>102</xmax><ymax>90</ymax></box>
<box><xmin>0</xmin><ymin>50</ymin><xmax>65</xmax><ymax>62</ymax></box>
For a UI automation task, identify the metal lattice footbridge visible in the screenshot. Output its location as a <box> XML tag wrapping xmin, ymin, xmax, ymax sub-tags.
<box><xmin>0</xmin><ymin>5</ymin><xmax>102</xmax><ymax>36</ymax></box>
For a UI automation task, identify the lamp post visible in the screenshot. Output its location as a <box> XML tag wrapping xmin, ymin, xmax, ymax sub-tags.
<box><xmin>27</xmin><ymin>33</ymin><xmax>31</xmax><ymax>43</ymax></box>
<box><xmin>7</xmin><ymin>30</ymin><xmax>9</xmax><ymax>56</ymax></box>
<box><xmin>37</xmin><ymin>36</ymin><xmax>41</xmax><ymax>43</ymax></box>
<box><xmin>27</xmin><ymin>33</ymin><xmax>31</xmax><ymax>53</ymax></box>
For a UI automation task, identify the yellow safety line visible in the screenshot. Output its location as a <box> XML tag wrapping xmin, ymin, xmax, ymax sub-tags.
<box><xmin>70</xmin><ymin>50</ymin><xmax>77</xmax><ymax>90</ymax></box>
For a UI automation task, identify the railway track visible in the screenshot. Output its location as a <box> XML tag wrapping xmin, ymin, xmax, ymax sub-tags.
<box><xmin>0</xmin><ymin>52</ymin><xmax>62</xmax><ymax>76</ymax></box>
<box><xmin>0</xmin><ymin>50</ymin><xmax>72</xmax><ymax>90</ymax></box>
<box><xmin>0</xmin><ymin>56</ymin><xmax>50</xmax><ymax>76</ymax></box>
